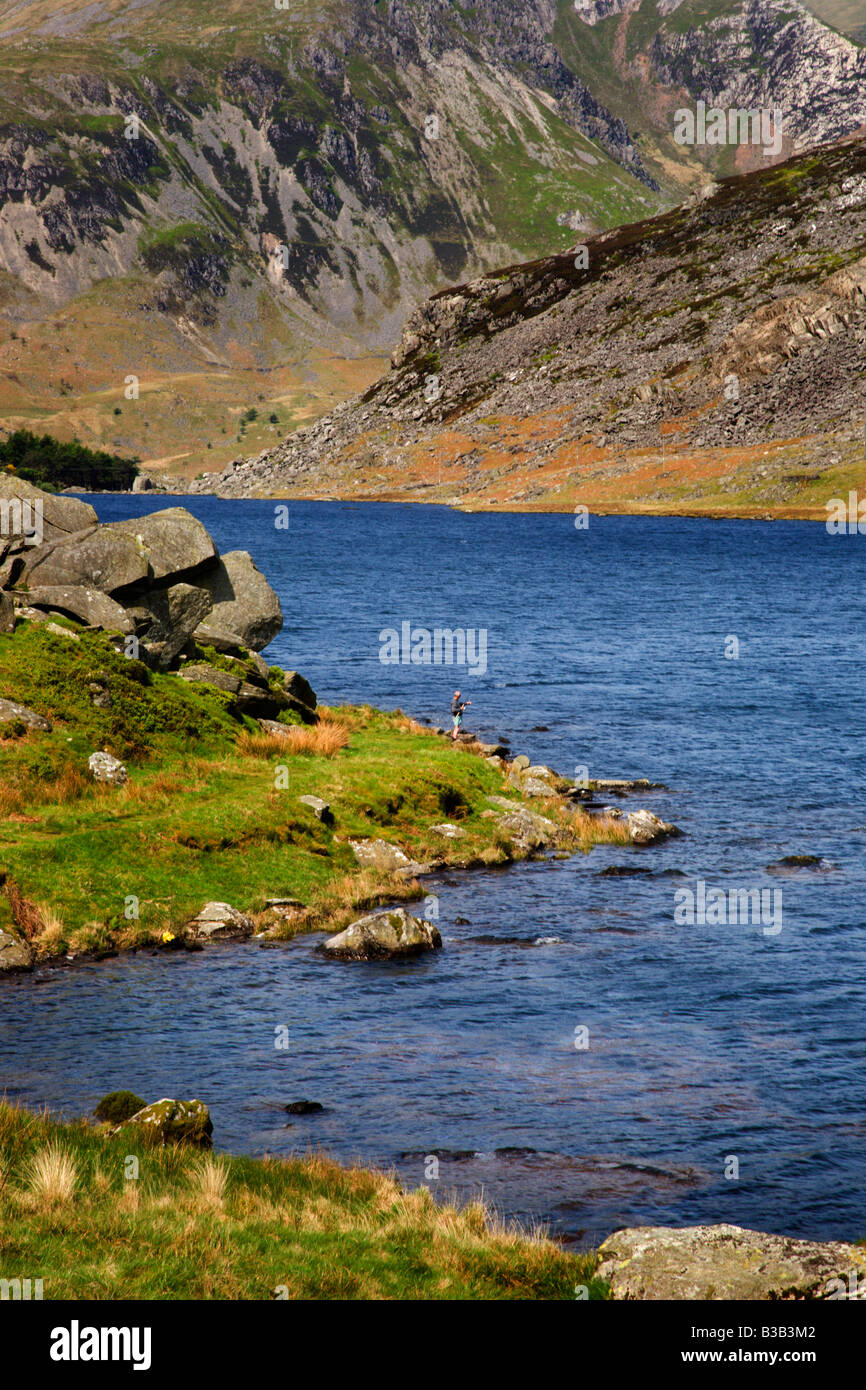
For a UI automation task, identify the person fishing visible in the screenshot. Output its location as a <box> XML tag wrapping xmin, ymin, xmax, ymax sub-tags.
<box><xmin>450</xmin><ymin>689</ymin><xmax>470</xmax><ymax>741</ymax></box>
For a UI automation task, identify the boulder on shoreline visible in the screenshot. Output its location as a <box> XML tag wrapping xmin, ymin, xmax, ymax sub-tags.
<box><xmin>349</xmin><ymin>839</ymin><xmax>432</xmax><ymax>877</ymax></box>
<box><xmin>188</xmin><ymin>902</ymin><xmax>255</xmax><ymax>940</ymax></box>
<box><xmin>1</xmin><ymin>480</ymin><xmax>285</xmax><ymax>667</ymax></box>
<box><xmin>597</xmin><ymin>1223</ymin><xmax>866</xmax><ymax>1300</ymax></box>
<box><xmin>118</xmin><ymin>1098</ymin><xmax>213</xmax><ymax>1148</ymax></box>
<box><xmin>0</xmin><ymin>927</ymin><xmax>34</xmax><ymax>972</ymax></box>
<box><xmin>323</xmin><ymin>907</ymin><xmax>441</xmax><ymax>961</ymax></box>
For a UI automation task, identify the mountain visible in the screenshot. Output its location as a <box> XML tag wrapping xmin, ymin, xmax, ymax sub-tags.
<box><xmin>217</xmin><ymin>129</ymin><xmax>866</xmax><ymax>518</ymax></box>
<box><xmin>0</xmin><ymin>0</ymin><xmax>863</xmax><ymax>482</ymax></box>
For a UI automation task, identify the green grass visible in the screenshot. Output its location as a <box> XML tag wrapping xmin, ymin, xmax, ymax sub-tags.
<box><xmin>0</xmin><ymin>619</ymin><xmax>626</xmax><ymax>956</ymax></box>
<box><xmin>0</xmin><ymin>1104</ymin><xmax>605</xmax><ymax>1299</ymax></box>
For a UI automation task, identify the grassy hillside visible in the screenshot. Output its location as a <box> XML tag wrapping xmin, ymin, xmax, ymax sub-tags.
<box><xmin>0</xmin><ymin>1103</ymin><xmax>603</xmax><ymax>1299</ymax></box>
<box><xmin>0</xmin><ymin>617</ymin><xmax>626</xmax><ymax>958</ymax></box>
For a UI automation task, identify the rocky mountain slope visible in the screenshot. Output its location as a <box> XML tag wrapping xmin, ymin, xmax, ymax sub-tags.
<box><xmin>0</xmin><ymin>0</ymin><xmax>863</xmax><ymax>480</ymax></box>
<box><xmin>217</xmin><ymin>130</ymin><xmax>866</xmax><ymax>517</ymax></box>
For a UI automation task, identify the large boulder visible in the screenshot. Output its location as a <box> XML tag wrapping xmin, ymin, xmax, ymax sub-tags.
<box><xmin>0</xmin><ymin>697</ymin><xmax>51</xmax><ymax>732</ymax></box>
<box><xmin>0</xmin><ymin>927</ymin><xmax>34</xmax><ymax>972</ymax></box>
<box><xmin>323</xmin><ymin>907</ymin><xmax>441</xmax><ymax>961</ymax></box>
<box><xmin>128</xmin><ymin>583</ymin><xmax>213</xmax><ymax>669</ymax></box>
<box><xmin>196</xmin><ymin>550</ymin><xmax>282</xmax><ymax>651</ymax></box>
<box><xmin>119</xmin><ymin>1098</ymin><xmax>213</xmax><ymax>1148</ymax></box>
<box><xmin>597</xmin><ymin>1224</ymin><xmax>866</xmax><ymax>1301</ymax></box>
<box><xmin>26</xmin><ymin>584</ymin><xmax>134</xmax><ymax>634</ymax></box>
<box><xmin>22</xmin><ymin>526</ymin><xmax>148</xmax><ymax>593</ymax></box>
<box><xmin>105</xmin><ymin>508</ymin><xmax>217</xmax><ymax>581</ymax></box>
<box><xmin>0</xmin><ymin>474</ymin><xmax>97</xmax><ymax>547</ymax></box>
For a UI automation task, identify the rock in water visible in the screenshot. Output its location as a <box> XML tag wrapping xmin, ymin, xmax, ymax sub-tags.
<box><xmin>88</xmin><ymin>751</ymin><xmax>128</xmax><ymax>786</ymax></box>
<box><xmin>627</xmin><ymin>809</ymin><xmax>679</xmax><ymax>844</ymax></box>
<box><xmin>323</xmin><ymin>907</ymin><xmax>442</xmax><ymax>961</ymax></box>
<box><xmin>119</xmin><ymin>1098</ymin><xmax>213</xmax><ymax>1148</ymax></box>
<box><xmin>197</xmin><ymin>550</ymin><xmax>282</xmax><ymax>651</ymax></box>
<box><xmin>597</xmin><ymin>1224</ymin><xmax>866</xmax><ymax>1300</ymax></box>
<box><xmin>0</xmin><ymin>928</ymin><xmax>34</xmax><ymax>972</ymax></box>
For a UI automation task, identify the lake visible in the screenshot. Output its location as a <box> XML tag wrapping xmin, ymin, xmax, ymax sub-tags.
<box><xmin>2</xmin><ymin>498</ymin><xmax>864</xmax><ymax>1247</ymax></box>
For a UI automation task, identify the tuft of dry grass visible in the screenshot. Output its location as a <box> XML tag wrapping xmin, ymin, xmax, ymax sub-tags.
<box><xmin>4</xmin><ymin>880</ymin><xmax>45</xmax><ymax>941</ymax></box>
<box><xmin>237</xmin><ymin>722</ymin><xmax>349</xmax><ymax>759</ymax></box>
<box><xmin>0</xmin><ymin>763</ymin><xmax>88</xmax><ymax>815</ymax></box>
<box><xmin>190</xmin><ymin>1156</ymin><xmax>228</xmax><ymax>1208</ymax></box>
<box><xmin>22</xmin><ymin>1143</ymin><xmax>78</xmax><ymax>1208</ymax></box>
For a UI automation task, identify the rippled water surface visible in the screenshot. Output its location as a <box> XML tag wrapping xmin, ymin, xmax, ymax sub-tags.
<box><xmin>3</xmin><ymin>500</ymin><xmax>864</xmax><ymax>1246</ymax></box>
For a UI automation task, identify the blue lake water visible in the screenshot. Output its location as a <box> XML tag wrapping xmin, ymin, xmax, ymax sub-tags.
<box><xmin>2</xmin><ymin>498</ymin><xmax>865</xmax><ymax>1247</ymax></box>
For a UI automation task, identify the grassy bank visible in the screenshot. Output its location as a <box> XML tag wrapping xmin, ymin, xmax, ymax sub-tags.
<box><xmin>0</xmin><ymin>1104</ymin><xmax>603</xmax><ymax>1300</ymax></box>
<box><xmin>0</xmin><ymin>618</ymin><xmax>626</xmax><ymax>959</ymax></box>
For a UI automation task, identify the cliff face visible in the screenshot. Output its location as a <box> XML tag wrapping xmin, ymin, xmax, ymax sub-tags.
<box><xmin>218</xmin><ymin>131</ymin><xmax>866</xmax><ymax>516</ymax></box>
<box><xmin>0</xmin><ymin>0</ymin><xmax>863</xmax><ymax>480</ymax></box>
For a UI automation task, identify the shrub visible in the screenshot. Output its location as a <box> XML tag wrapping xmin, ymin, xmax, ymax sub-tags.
<box><xmin>94</xmin><ymin>1091</ymin><xmax>145</xmax><ymax>1125</ymax></box>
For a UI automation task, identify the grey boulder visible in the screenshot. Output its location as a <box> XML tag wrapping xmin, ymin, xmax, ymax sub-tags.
<box><xmin>128</xmin><ymin>583</ymin><xmax>213</xmax><ymax>669</ymax></box>
<box><xmin>628</xmin><ymin>809</ymin><xmax>679</xmax><ymax>844</ymax></box>
<box><xmin>105</xmin><ymin>508</ymin><xmax>217</xmax><ymax>581</ymax></box>
<box><xmin>0</xmin><ymin>697</ymin><xmax>51</xmax><ymax>732</ymax></box>
<box><xmin>188</xmin><ymin>902</ymin><xmax>254</xmax><ymax>940</ymax></box>
<box><xmin>0</xmin><ymin>474</ymin><xmax>97</xmax><ymax>546</ymax></box>
<box><xmin>0</xmin><ymin>928</ymin><xmax>34</xmax><ymax>973</ymax></box>
<box><xmin>323</xmin><ymin>907</ymin><xmax>441</xmax><ymax>961</ymax></box>
<box><xmin>88</xmin><ymin>751</ymin><xmax>128</xmax><ymax>786</ymax></box>
<box><xmin>25</xmin><ymin>585</ymin><xmax>134</xmax><ymax>634</ymax></box>
<box><xmin>197</xmin><ymin>550</ymin><xmax>282</xmax><ymax>652</ymax></box>
<box><xmin>0</xmin><ymin>590</ymin><xmax>14</xmax><ymax>633</ymax></box>
<box><xmin>23</xmin><ymin>526</ymin><xmax>148</xmax><ymax>593</ymax></box>
<box><xmin>597</xmin><ymin>1224</ymin><xmax>866</xmax><ymax>1301</ymax></box>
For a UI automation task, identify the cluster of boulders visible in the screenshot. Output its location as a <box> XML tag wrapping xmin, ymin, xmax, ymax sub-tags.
<box><xmin>0</xmin><ymin>474</ymin><xmax>282</xmax><ymax>670</ymax></box>
<box><xmin>0</xmin><ymin>474</ymin><xmax>320</xmax><ymax>732</ymax></box>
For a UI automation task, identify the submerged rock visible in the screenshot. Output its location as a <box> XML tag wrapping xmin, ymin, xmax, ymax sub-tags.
<box><xmin>323</xmin><ymin>907</ymin><xmax>442</xmax><ymax>961</ymax></box>
<box><xmin>597</xmin><ymin>1223</ymin><xmax>866</xmax><ymax>1301</ymax></box>
<box><xmin>285</xmin><ymin>1100</ymin><xmax>324</xmax><ymax>1114</ymax></box>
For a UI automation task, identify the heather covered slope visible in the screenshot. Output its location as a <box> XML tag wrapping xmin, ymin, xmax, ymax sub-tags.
<box><xmin>221</xmin><ymin>131</ymin><xmax>866</xmax><ymax>517</ymax></box>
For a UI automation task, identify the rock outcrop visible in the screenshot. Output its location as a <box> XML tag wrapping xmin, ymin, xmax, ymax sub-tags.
<box><xmin>1</xmin><ymin>478</ymin><xmax>284</xmax><ymax>668</ymax></box>
<box><xmin>597</xmin><ymin>1223</ymin><xmax>866</xmax><ymax>1300</ymax></box>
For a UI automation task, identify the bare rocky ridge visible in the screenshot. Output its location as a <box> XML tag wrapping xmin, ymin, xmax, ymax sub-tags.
<box><xmin>214</xmin><ymin>130</ymin><xmax>866</xmax><ymax>513</ymax></box>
